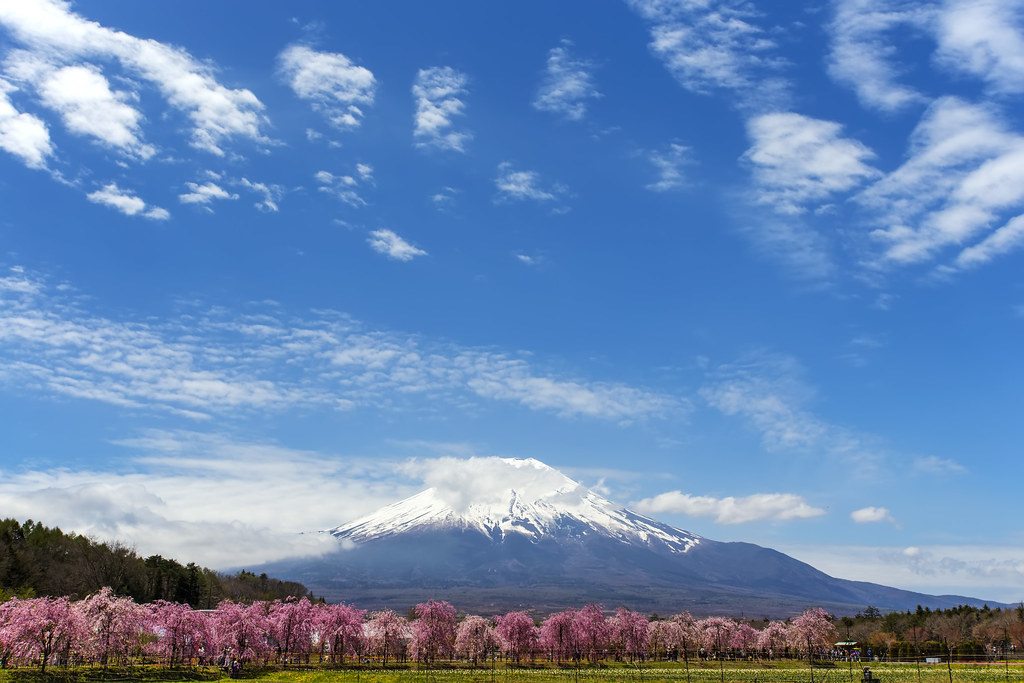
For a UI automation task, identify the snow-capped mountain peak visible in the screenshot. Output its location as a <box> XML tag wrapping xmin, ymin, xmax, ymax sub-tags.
<box><xmin>326</xmin><ymin>457</ymin><xmax>701</xmax><ymax>554</ymax></box>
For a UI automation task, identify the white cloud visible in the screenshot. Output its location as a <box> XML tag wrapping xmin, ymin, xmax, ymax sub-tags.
<box><xmin>86</xmin><ymin>182</ymin><xmax>169</xmax><ymax>219</ymax></box>
<box><xmin>0</xmin><ymin>78</ymin><xmax>52</xmax><ymax>168</ymax></box>
<box><xmin>626</xmin><ymin>0</ymin><xmax>790</xmax><ymax>110</ymax></box>
<box><xmin>179</xmin><ymin>180</ymin><xmax>237</xmax><ymax>206</ymax></box>
<box><xmin>934</xmin><ymin>0</ymin><xmax>1024</xmax><ymax>95</ymax></box>
<box><xmin>278</xmin><ymin>44</ymin><xmax>376</xmax><ymax>130</ymax></box>
<box><xmin>412</xmin><ymin>66</ymin><xmax>471</xmax><ymax>152</ymax></box>
<box><xmin>401</xmin><ymin>456</ymin><xmax>580</xmax><ymax>516</ymax></box>
<box><xmin>238</xmin><ymin>177</ymin><xmax>284</xmax><ymax>213</ymax></box>
<box><xmin>431</xmin><ymin>186</ymin><xmax>459</xmax><ymax>211</ymax></box>
<box><xmin>34</xmin><ymin>62</ymin><xmax>154</xmax><ymax>159</ymax></box>
<box><xmin>495</xmin><ymin>162</ymin><xmax>566</xmax><ymax>204</ymax></box>
<box><xmin>829</xmin><ymin>0</ymin><xmax>1024</xmax><ymax>109</ymax></box>
<box><xmin>315</xmin><ymin>167</ymin><xmax>373</xmax><ymax>207</ymax></box>
<box><xmin>779</xmin><ymin>542</ymin><xmax>1024</xmax><ymax>603</ymax></box>
<box><xmin>850</xmin><ymin>506</ymin><xmax>895</xmax><ymax>523</ymax></box>
<box><xmin>645</xmin><ymin>142</ymin><xmax>692</xmax><ymax>192</ymax></box>
<box><xmin>827</xmin><ymin>0</ymin><xmax>933</xmax><ymax>112</ymax></box>
<box><xmin>0</xmin><ymin>0</ymin><xmax>270</xmax><ymax>155</ymax></box>
<box><xmin>0</xmin><ymin>266</ymin><xmax>42</xmax><ymax>295</ymax></box>
<box><xmin>533</xmin><ymin>40</ymin><xmax>601</xmax><ymax>121</ymax></box>
<box><xmin>743</xmin><ymin>112</ymin><xmax>879</xmax><ymax>215</ymax></box>
<box><xmin>953</xmin><ymin>213</ymin><xmax>1024</xmax><ymax>269</ymax></box>
<box><xmin>732</xmin><ymin>113</ymin><xmax>878</xmax><ymax>280</ymax></box>
<box><xmin>0</xmin><ymin>267</ymin><xmax>680</xmax><ymax>423</ymax></box>
<box><xmin>633</xmin><ymin>490</ymin><xmax>825</xmax><ymax>524</ymax></box>
<box><xmin>367</xmin><ymin>228</ymin><xmax>427</xmax><ymax>261</ymax></box>
<box><xmin>0</xmin><ymin>430</ymin><xmax>413</xmax><ymax>568</ymax></box>
<box><xmin>859</xmin><ymin>97</ymin><xmax>1024</xmax><ymax>268</ymax></box>
<box><xmin>914</xmin><ymin>455</ymin><xmax>967</xmax><ymax>474</ymax></box>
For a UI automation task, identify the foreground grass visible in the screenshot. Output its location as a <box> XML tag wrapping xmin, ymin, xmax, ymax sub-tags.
<box><xmin>2</xmin><ymin>661</ymin><xmax>1022</xmax><ymax>683</ymax></box>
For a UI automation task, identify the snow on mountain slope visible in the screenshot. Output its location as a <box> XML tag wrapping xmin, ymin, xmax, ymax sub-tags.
<box><xmin>326</xmin><ymin>457</ymin><xmax>701</xmax><ymax>554</ymax></box>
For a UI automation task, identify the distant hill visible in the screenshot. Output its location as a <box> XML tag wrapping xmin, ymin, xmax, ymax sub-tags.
<box><xmin>256</xmin><ymin>458</ymin><xmax>1008</xmax><ymax>617</ymax></box>
<box><xmin>0</xmin><ymin>517</ymin><xmax>309</xmax><ymax>605</ymax></box>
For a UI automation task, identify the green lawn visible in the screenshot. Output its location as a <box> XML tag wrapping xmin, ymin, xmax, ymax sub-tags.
<box><xmin>2</xmin><ymin>661</ymin><xmax>1021</xmax><ymax>683</ymax></box>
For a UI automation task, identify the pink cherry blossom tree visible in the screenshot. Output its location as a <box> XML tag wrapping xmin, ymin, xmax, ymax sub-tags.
<box><xmin>573</xmin><ymin>604</ymin><xmax>609</xmax><ymax>663</ymax></box>
<box><xmin>671</xmin><ymin>611</ymin><xmax>698</xmax><ymax>664</ymax></box>
<box><xmin>0</xmin><ymin>598</ymin><xmax>17</xmax><ymax>668</ymax></box>
<box><xmin>540</xmin><ymin>607</ymin><xmax>578</xmax><ymax>663</ymax></box>
<box><xmin>214</xmin><ymin>599</ymin><xmax>271</xmax><ymax>664</ymax></box>
<box><xmin>6</xmin><ymin>596</ymin><xmax>84</xmax><ymax>672</ymax></box>
<box><xmin>494</xmin><ymin>610</ymin><xmax>538</xmax><ymax>663</ymax></box>
<box><xmin>147</xmin><ymin>600</ymin><xmax>204</xmax><ymax>668</ymax></box>
<box><xmin>314</xmin><ymin>602</ymin><xmax>366</xmax><ymax>664</ymax></box>
<box><xmin>77</xmin><ymin>587</ymin><xmax>146</xmax><ymax>667</ymax></box>
<box><xmin>788</xmin><ymin>607</ymin><xmax>838</xmax><ymax>681</ymax></box>
<box><xmin>699</xmin><ymin>616</ymin><xmax>736</xmax><ymax>659</ymax></box>
<box><xmin>455</xmin><ymin>615</ymin><xmax>499</xmax><ymax>664</ymax></box>
<box><xmin>730</xmin><ymin>622</ymin><xmax>760</xmax><ymax>659</ymax></box>
<box><xmin>409</xmin><ymin>599</ymin><xmax>456</xmax><ymax>664</ymax></box>
<box><xmin>648</xmin><ymin>619</ymin><xmax>683</xmax><ymax>661</ymax></box>
<box><xmin>609</xmin><ymin>607</ymin><xmax>649</xmax><ymax>663</ymax></box>
<box><xmin>366</xmin><ymin>608</ymin><xmax>407</xmax><ymax>666</ymax></box>
<box><xmin>758</xmin><ymin>620</ymin><xmax>789</xmax><ymax>660</ymax></box>
<box><xmin>269</xmin><ymin>596</ymin><xmax>315</xmax><ymax>664</ymax></box>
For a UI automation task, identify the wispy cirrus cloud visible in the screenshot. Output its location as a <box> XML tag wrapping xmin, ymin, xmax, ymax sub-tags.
<box><xmin>278</xmin><ymin>44</ymin><xmax>376</xmax><ymax>130</ymax></box>
<box><xmin>412</xmin><ymin>66</ymin><xmax>471</xmax><ymax>152</ymax></box>
<box><xmin>626</xmin><ymin>0</ymin><xmax>790</xmax><ymax>110</ymax></box>
<box><xmin>633</xmin><ymin>490</ymin><xmax>825</xmax><ymax>524</ymax></box>
<box><xmin>0</xmin><ymin>266</ymin><xmax>679</xmax><ymax>423</ymax></box>
<box><xmin>950</xmin><ymin>214</ymin><xmax>1024</xmax><ymax>271</ymax></box>
<box><xmin>86</xmin><ymin>182</ymin><xmax>169</xmax><ymax>219</ymax></box>
<box><xmin>431</xmin><ymin>186</ymin><xmax>459</xmax><ymax>211</ymax></box>
<box><xmin>858</xmin><ymin>97</ymin><xmax>1024</xmax><ymax>270</ymax></box>
<box><xmin>700</xmin><ymin>352</ymin><xmax>883</xmax><ymax>469</ymax></box>
<box><xmin>933</xmin><ymin>0</ymin><xmax>1024</xmax><ymax>96</ymax></box>
<box><xmin>367</xmin><ymin>228</ymin><xmax>427</xmax><ymax>261</ymax></box>
<box><xmin>533</xmin><ymin>40</ymin><xmax>601</xmax><ymax>121</ymax></box>
<box><xmin>913</xmin><ymin>455</ymin><xmax>967</xmax><ymax>475</ymax></box>
<box><xmin>701</xmin><ymin>353</ymin><xmax>827</xmax><ymax>451</ymax></box>
<box><xmin>827</xmin><ymin>0</ymin><xmax>933</xmax><ymax>113</ymax></box>
<box><xmin>829</xmin><ymin>0</ymin><xmax>1024</xmax><ymax>110</ymax></box>
<box><xmin>644</xmin><ymin>142</ymin><xmax>693</xmax><ymax>192</ymax></box>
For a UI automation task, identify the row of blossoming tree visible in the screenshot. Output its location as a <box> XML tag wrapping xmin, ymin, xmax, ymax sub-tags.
<box><xmin>0</xmin><ymin>588</ymin><xmax>840</xmax><ymax>672</ymax></box>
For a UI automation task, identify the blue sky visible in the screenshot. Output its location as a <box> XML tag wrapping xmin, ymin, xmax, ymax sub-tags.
<box><xmin>1</xmin><ymin>0</ymin><xmax>1023</xmax><ymax>604</ymax></box>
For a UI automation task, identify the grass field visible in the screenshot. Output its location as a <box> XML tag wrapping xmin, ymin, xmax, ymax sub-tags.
<box><xmin>1</xmin><ymin>661</ymin><xmax>1022</xmax><ymax>683</ymax></box>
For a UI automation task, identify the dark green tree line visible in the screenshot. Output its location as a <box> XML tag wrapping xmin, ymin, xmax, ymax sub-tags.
<box><xmin>0</xmin><ymin>518</ymin><xmax>310</xmax><ymax>606</ymax></box>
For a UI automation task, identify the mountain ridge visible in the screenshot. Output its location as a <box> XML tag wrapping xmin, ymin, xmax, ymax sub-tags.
<box><xmin>256</xmin><ymin>458</ymin><xmax>1006</xmax><ymax>617</ymax></box>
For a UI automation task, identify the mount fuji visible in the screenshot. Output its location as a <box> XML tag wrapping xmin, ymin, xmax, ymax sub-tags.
<box><xmin>257</xmin><ymin>458</ymin><xmax>996</xmax><ymax>616</ymax></box>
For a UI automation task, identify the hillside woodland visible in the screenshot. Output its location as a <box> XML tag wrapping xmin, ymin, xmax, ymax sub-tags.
<box><xmin>0</xmin><ymin>518</ymin><xmax>310</xmax><ymax>606</ymax></box>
